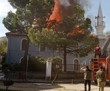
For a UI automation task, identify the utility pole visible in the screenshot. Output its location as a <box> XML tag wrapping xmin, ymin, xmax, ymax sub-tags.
<box><xmin>26</xmin><ymin>55</ymin><xmax>29</xmax><ymax>80</ymax></box>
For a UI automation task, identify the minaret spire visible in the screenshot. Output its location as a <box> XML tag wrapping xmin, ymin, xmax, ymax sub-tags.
<box><xmin>98</xmin><ymin>3</ymin><xmax>103</xmax><ymax>19</ymax></box>
<box><xmin>95</xmin><ymin>3</ymin><xmax>105</xmax><ymax>39</ymax></box>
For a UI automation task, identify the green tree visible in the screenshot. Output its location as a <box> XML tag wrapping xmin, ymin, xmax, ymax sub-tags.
<box><xmin>3</xmin><ymin>0</ymin><xmax>54</xmax><ymax>33</ymax></box>
<box><xmin>28</xmin><ymin>28</ymin><xmax>58</xmax><ymax>53</ymax></box>
<box><xmin>0</xmin><ymin>38</ymin><xmax>7</xmax><ymax>56</ymax></box>
<box><xmin>28</xmin><ymin>5</ymin><xmax>99</xmax><ymax>72</ymax></box>
<box><xmin>8</xmin><ymin>0</ymin><xmax>29</xmax><ymax>8</ymax></box>
<box><xmin>3</xmin><ymin>0</ymin><xmax>54</xmax><ymax>67</ymax></box>
<box><xmin>3</xmin><ymin>8</ymin><xmax>33</xmax><ymax>33</ymax></box>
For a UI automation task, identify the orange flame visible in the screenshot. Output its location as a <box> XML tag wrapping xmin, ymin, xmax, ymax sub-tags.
<box><xmin>47</xmin><ymin>21</ymin><xmax>56</xmax><ymax>29</ymax></box>
<box><xmin>49</xmin><ymin>0</ymin><xmax>61</xmax><ymax>22</ymax></box>
<box><xmin>67</xmin><ymin>25</ymin><xmax>83</xmax><ymax>36</ymax></box>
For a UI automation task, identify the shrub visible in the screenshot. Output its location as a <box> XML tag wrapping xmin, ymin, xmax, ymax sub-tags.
<box><xmin>12</xmin><ymin>56</ymin><xmax>46</xmax><ymax>72</ymax></box>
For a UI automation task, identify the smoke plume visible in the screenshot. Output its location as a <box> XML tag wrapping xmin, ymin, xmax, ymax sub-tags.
<box><xmin>78</xmin><ymin>0</ymin><xmax>91</xmax><ymax>11</ymax></box>
<box><xmin>59</xmin><ymin>0</ymin><xmax>71</xmax><ymax>7</ymax></box>
<box><xmin>49</xmin><ymin>0</ymin><xmax>91</xmax><ymax>22</ymax></box>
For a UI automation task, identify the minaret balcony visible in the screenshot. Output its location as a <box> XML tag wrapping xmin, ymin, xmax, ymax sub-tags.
<box><xmin>95</xmin><ymin>21</ymin><xmax>105</xmax><ymax>26</ymax></box>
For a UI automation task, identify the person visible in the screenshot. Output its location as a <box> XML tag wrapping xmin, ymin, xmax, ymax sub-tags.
<box><xmin>81</xmin><ymin>66</ymin><xmax>92</xmax><ymax>91</ymax></box>
<box><xmin>106</xmin><ymin>54</ymin><xmax>110</xmax><ymax>74</ymax></box>
<box><xmin>95</xmin><ymin>46</ymin><xmax>101</xmax><ymax>58</ymax></box>
<box><xmin>96</xmin><ymin>66</ymin><xmax>106</xmax><ymax>91</ymax></box>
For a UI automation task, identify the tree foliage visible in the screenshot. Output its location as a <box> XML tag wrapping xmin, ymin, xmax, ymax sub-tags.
<box><xmin>26</xmin><ymin>0</ymin><xmax>54</xmax><ymax>30</ymax></box>
<box><xmin>28</xmin><ymin>5</ymin><xmax>98</xmax><ymax>57</ymax></box>
<box><xmin>3</xmin><ymin>8</ymin><xmax>33</xmax><ymax>33</ymax></box>
<box><xmin>28</xmin><ymin>28</ymin><xmax>58</xmax><ymax>50</ymax></box>
<box><xmin>3</xmin><ymin>0</ymin><xmax>54</xmax><ymax>33</ymax></box>
<box><xmin>8</xmin><ymin>0</ymin><xmax>29</xmax><ymax>8</ymax></box>
<box><xmin>0</xmin><ymin>38</ymin><xmax>7</xmax><ymax>56</ymax></box>
<box><xmin>28</xmin><ymin>5</ymin><xmax>99</xmax><ymax>71</ymax></box>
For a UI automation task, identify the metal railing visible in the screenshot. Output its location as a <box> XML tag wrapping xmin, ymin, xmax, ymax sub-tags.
<box><xmin>61</xmin><ymin>64</ymin><xmax>86</xmax><ymax>72</ymax></box>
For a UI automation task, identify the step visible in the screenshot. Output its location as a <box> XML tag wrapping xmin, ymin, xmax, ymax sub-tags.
<box><xmin>93</xmin><ymin>59</ymin><xmax>98</xmax><ymax>61</ymax></box>
<box><xmin>94</xmin><ymin>65</ymin><xmax>98</xmax><ymax>67</ymax></box>
<box><xmin>94</xmin><ymin>62</ymin><xmax>98</xmax><ymax>64</ymax></box>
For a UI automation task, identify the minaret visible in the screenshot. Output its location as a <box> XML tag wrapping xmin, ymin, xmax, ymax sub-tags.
<box><xmin>95</xmin><ymin>4</ymin><xmax>105</xmax><ymax>39</ymax></box>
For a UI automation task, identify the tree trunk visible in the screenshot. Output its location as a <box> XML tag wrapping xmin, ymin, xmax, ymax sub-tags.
<box><xmin>22</xmin><ymin>37</ymin><xmax>29</xmax><ymax>79</ymax></box>
<box><xmin>23</xmin><ymin>37</ymin><xmax>29</xmax><ymax>62</ymax></box>
<box><xmin>63</xmin><ymin>46</ymin><xmax>67</xmax><ymax>72</ymax></box>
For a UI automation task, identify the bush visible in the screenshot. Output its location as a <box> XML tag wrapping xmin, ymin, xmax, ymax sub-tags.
<box><xmin>12</xmin><ymin>56</ymin><xmax>46</xmax><ymax>72</ymax></box>
<box><xmin>47</xmin><ymin>56</ymin><xmax>62</xmax><ymax>72</ymax></box>
<box><xmin>2</xmin><ymin>63</ymin><xmax>14</xmax><ymax>71</ymax></box>
<box><xmin>1</xmin><ymin>53</ymin><xmax>7</xmax><ymax>64</ymax></box>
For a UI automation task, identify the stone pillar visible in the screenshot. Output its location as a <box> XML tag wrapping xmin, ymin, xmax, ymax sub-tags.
<box><xmin>46</xmin><ymin>61</ymin><xmax>52</xmax><ymax>80</ymax></box>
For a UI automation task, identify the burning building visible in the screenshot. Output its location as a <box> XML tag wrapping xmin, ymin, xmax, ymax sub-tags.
<box><xmin>5</xmin><ymin>1</ymin><xmax>110</xmax><ymax>72</ymax></box>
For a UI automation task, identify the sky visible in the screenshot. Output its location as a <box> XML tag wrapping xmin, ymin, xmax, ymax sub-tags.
<box><xmin>87</xmin><ymin>0</ymin><xmax>110</xmax><ymax>34</ymax></box>
<box><xmin>0</xmin><ymin>0</ymin><xmax>110</xmax><ymax>37</ymax></box>
<box><xmin>0</xmin><ymin>0</ymin><xmax>16</xmax><ymax>37</ymax></box>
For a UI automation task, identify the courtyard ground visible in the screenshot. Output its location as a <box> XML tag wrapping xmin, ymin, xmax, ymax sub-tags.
<box><xmin>0</xmin><ymin>82</ymin><xmax>110</xmax><ymax>91</ymax></box>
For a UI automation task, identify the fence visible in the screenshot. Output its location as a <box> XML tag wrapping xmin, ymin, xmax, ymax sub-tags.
<box><xmin>60</xmin><ymin>64</ymin><xmax>88</xmax><ymax>72</ymax></box>
<box><xmin>5</xmin><ymin>64</ymin><xmax>89</xmax><ymax>80</ymax></box>
<box><xmin>6</xmin><ymin>71</ymin><xmax>45</xmax><ymax>80</ymax></box>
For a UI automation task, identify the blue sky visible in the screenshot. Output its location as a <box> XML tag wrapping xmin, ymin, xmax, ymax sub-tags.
<box><xmin>0</xmin><ymin>0</ymin><xmax>110</xmax><ymax>37</ymax></box>
<box><xmin>0</xmin><ymin>0</ymin><xmax>16</xmax><ymax>37</ymax></box>
<box><xmin>88</xmin><ymin>0</ymin><xmax>110</xmax><ymax>34</ymax></box>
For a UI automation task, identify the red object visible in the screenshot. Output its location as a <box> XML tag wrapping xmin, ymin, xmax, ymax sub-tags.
<box><xmin>0</xmin><ymin>56</ymin><xmax>2</xmax><ymax>61</ymax></box>
<box><xmin>19</xmin><ymin>72</ymin><xmax>23</xmax><ymax>79</ymax></box>
<box><xmin>106</xmin><ymin>56</ymin><xmax>110</xmax><ymax>79</ymax></box>
<box><xmin>0</xmin><ymin>56</ymin><xmax>2</xmax><ymax>63</ymax></box>
<box><xmin>91</xmin><ymin>58</ymin><xmax>110</xmax><ymax>81</ymax></box>
<box><xmin>95</xmin><ymin>51</ymin><xmax>101</xmax><ymax>55</ymax></box>
<box><xmin>95</xmin><ymin>46</ymin><xmax>101</xmax><ymax>56</ymax></box>
<box><xmin>95</xmin><ymin>46</ymin><xmax>100</xmax><ymax>50</ymax></box>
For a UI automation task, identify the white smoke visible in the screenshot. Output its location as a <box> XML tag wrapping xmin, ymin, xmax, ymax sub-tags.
<box><xmin>78</xmin><ymin>0</ymin><xmax>91</xmax><ymax>11</ymax></box>
<box><xmin>59</xmin><ymin>0</ymin><xmax>71</xmax><ymax>7</ymax></box>
<box><xmin>58</xmin><ymin>0</ymin><xmax>91</xmax><ymax>11</ymax></box>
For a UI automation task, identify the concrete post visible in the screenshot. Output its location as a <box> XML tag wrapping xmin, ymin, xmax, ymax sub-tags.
<box><xmin>46</xmin><ymin>61</ymin><xmax>52</xmax><ymax>80</ymax></box>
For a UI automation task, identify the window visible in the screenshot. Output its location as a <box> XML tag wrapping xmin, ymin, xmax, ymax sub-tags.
<box><xmin>40</xmin><ymin>44</ymin><xmax>45</xmax><ymax>52</ymax></box>
<box><xmin>74</xmin><ymin>59</ymin><xmax>79</xmax><ymax>71</ymax></box>
<box><xmin>22</xmin><ymin>39</ymin><xmax>28</xmax><ymax>51</ymax></box>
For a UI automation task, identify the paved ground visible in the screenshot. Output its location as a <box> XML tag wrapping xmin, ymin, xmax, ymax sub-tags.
<box><xmin>0</xmin><ymin>82</ymin><xmax>110</xmax><ymax>91</ymax></box>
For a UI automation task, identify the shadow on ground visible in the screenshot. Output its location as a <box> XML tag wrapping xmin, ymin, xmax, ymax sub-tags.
<box><xmin>0</xmin><ymin>82</ymin><xmax>64</xmax><ymax>91</ymax></box>
<box><xmin>34</xmin><ymin>83</ymin><xmax>64</xmax><ymax>91</ymax></box>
